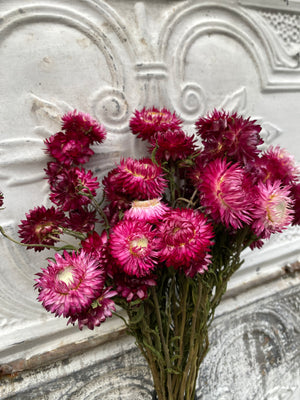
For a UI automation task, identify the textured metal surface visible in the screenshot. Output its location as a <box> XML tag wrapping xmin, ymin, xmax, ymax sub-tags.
<box><xmin>0</xmin><ymin>0</ymin><xmax>300</xmax><ymax>398</ymax></box>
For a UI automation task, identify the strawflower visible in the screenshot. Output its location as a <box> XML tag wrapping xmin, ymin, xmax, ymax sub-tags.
<box><xmin>157</xmin><ymin>208</ymin><xmax>214</xmax><ymax>276</ymax></box>
<box><xmin>18</xmin><ymin>206</ymin><xmax>64</xmax><ymax>251</ymax></box>
<box><xmin>103</xmin><ymin>158</ymin><xmax>167</xmax><ymax>201</ymax></box>
<box><xmin>196</xmin><ymin>109</ymin><xmax>263</xmax><ymax>164</ymax></box>
<box><xmin>129</xmin><ymin>107</ymin><xmax>183</xmax><ymax>141</ymax></box>
<box><xmin>124</xmin><ymin>198</ymin><xmax>170</xmax><ymax>223</ymax></box>
<box><xmin>44</xmin><ymin>131</ymin><xmax>93</xmax><ymax>166</ymax></box>
<box><xmin>109</xmin><ymin>219</ymin><xmax>161</xmax><ymax>277</ymax></box>
<box><xmin>35</xmin><ymin>250</ymin><xmax>106</xmax><ymax>317</ymax></box>
<box><xmin>49</xmin><ymin>167</ymin><xmax>99</xmax><ymax>211</ymax></box>
<box><xmin>68</xmin><ymin>287</ymin><xmax>117</xmax><ymax>330</ymax></box>
<box><xmin>62</xmin><ymin>110</ymin><xmax>107</xmax><ymax>144</ymax></box>
<box><xmin>252</xmin><ymin>180</ymin><xmax>294</xmax><ymax>239</ymax></box>
<box><xmin>199</xmin><ymin>158</ymin><xmax>254</xmax><ymax>229</ymax></box>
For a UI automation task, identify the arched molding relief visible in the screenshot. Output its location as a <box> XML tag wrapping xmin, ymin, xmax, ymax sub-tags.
<box><xmin>159</xmin><ymin>2</ymin><xmax>300</xmax><ymax>125</ymax></box>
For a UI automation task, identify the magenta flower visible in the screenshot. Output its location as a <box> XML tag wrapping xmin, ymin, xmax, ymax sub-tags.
<box><xmin>196</xmin><ymin>109</ymin><xmax>263</xmax><ymax>164</ymax></box>
<box><xmin>252</xmin><ymin>180</ymin><xmax>294</xmax><ymax>239</ymax></box>
<box><xmin>103</xmin><ymin>158</ymin><xmax>167</xmax><ymax>202</ymax></box>
<box><xmin>150</xmin><ymin>129</ymin><xmax>196</xmax><ymax>162</ymax></box>
<box><xmin>67</xmin><ymin>287</ymin><xmax>117</xmax><ymax>330</ymax></box>
<box><xmin>44</xmin><ymin>131</ymin><xmax>93</xmax><ymax>166</ymax></box>
<box><xmin>157</xmin><ymin>208</ymin><xmax>214</xmax><ymax>277</ymax></box>
<box><xmin>62</xmin><ymin>110</ymin><xmax>107</xmax><ymax>144</ymax></box>
<box><xmin>64</xmin><ymin>207</ymin><xmax>97</xmax><ymax>233</ymax></box>
<box><xmin>18</xmin><ymin>206</ymin><xmax>64</xmax><ymax>251</ymax></box>
<box><xmin>49</xmin><ymin>167</ymin><xmax>99</xmax><ymax>211</ymax></box>
<box><xmin>290</xmin><ymin>183</ymin><xmax>300</xmax><ymax>225</ymax></box>
<box><xmin>124</xmin><ymin>198</ymin><xmax>170</xmax><ymax>223</ymax></box>
<box><xmin>109</xmin><ymin>219</ymin><xmax>161</xmax><ymax>277</ymax></box>
<box><xmin>257</xmin><ymin>146</ymin><xmax>299</xmax><ymax>185</ymax></box>
<box><xmin>130</xmin><ymin>107</ymin><xmax>183</xmax><ymax>141</ymax></box>
<box><xmin>199</xmin><ymin>158</ymin><xmax>255</xmax><ymax>229</ymax></box>
<box><xmin>114</xmin><ymin>272</ymin><xmax>157</xmax><ymax>302</ymax></box>
<box><xmin>35</xmin><ymin>250</ymin><xmax>106</xmax><ymax>317</ymax></box>
<box><xmin>81</xmin><ymin>231</ymin><xmax>109</xmax><ymax>270</ymax></box>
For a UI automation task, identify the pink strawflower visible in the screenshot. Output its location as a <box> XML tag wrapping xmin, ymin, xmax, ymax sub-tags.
<box><xmin>103</xmin><ymin>158</ymin><xmax>167</xmax><ymax>201</ymax></box>
<box><xmin>49</xmin><ymin>167</ymin><xmax>99</xmax><ymax>211</ymax></box>
<box><xmin>18</xmin><ymin>206</ymin><xmax>64</xmax><ymax>251</ymax></box>
<box><xmin>290</xmin><ymin>183</ymin><xmax>300</xmax><ymax>225</ymax></box>
<box><xmin>114</xmin><ymin>272</ymin><xmax>157</xmax><ymax>302</ymax></box>
<box><xmin>44</xmin><ymin>131</ymin><xmax>93</xmax><ymax>166</ymax></box>
<box><xmin>150</xmin><ymin>129</ymin><xmax>196</xmax><ymax>162</ymax></box>
<box><xmin>62</xmin><ymin>110</ymin><xmax>107</xmax><ymax>144</ymax></box>
<box><xmin>109</xmin><ymin>219</ymin><xmax>161</xmax><ymax>277</ymax></box>
<box><xmin>157</xmin><ymin>208</ymin><xmax>214</xmax><ymax>277</ymax></box>
<box><xmin>257</xmin><ymin>146</ymin><xmax>299</xmax><ymax>185</ymax></box>
<box><xmin>67</xmin><ymin>286</ymin><xmax>117</xmax><ymax>330</ymax></box>
<box><xmin>124</xmin><ymin>198</ymin><xmax>170</xmax><ymax>223</ymax></box>
<box><xmin>64</xmin><ymin>207</ymin><xmax>97</xmax><ymax>233</ymax></box>
<box><xmin>129</xmin><ymin>107</ymin><xmax>183</xmax><ymax>141</ymax></box>
<box><xmin>35</xmin><ymin>250</ymin><xmax>106</xmax><ymax>317</ymax></box>
<box><xmin>252</xmin><ymin>180</ymin><xmax>294</xmax><ymax>239</ymax></box>
<box><xmin>196</xmin><ymin>109</ymin><xmax>263</xmax><ymax>164</ymax></box>
<box><xmin>199</xmin><ymin>158</ymin><xmax>255</xmax><ymax>229</ymax></box>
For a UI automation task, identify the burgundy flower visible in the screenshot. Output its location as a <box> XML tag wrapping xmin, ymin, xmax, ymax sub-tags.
<box><xmin>18</xmin><ymin>206</ymin><xmax>64</xmax><ymax>251</ymax></box>
<box><xmin>62</xmin><ymin>110</ymin><xmax>107</xmax><ymax>144</ymax></box>
<box><xmin>196</xmin><ymin>109</ymin><xmax>263</xmax><ymax>164</ymax></box>
<box><xmin>257</xmin><ymin>146</ymin><xmax>299</xmax><ymax>185</ymax></box>
<box><xmin>290</xmin><ymin>183</ymin><xmax>300</xmax><ymax>225</ymax></box>
<box><xmin>150</xmin><ymin>129</ymin><xmax>196</xmax><ymax>162</ymax></box>
<box><xmin>129</xmin><ymin>107</ymin><xmax>183</xmax><ymax>141</ymax></box>
<box><xmin>81</xmin><ymin>231</ymin><xmax>109</xmax><ymax>268</ymax></box>
<box><xmin>35</xmin><ymin>250</ymin><xmax>106</xmax><ymax>317</ymax></box>
<box><xmin>64</xmin><ymin>207</ymin><xmax>97</xmax><ymax>233</ymax></box>
<box><xmin>157</xmin><ymin>208</ymin><xmax>214</xmax><ymax>277</ymax></box>
<box><xmin>49</xmin><ymin>167</ymin><xmax>99</xmax><ymax>211</ymax></box>
<box><xmin>44</xmin><ymin>131</ymin><xmax>93</xmax><ymax>166</ymax></box>
<box><xmin>0</xmin><ymin>192</ymin><xmax>3</xmax><ymax>208</ymax></box>
<box><xmin>103</xmin><ymin>158</ymin><xmax>167</xmax><ymax>202</ymax></box>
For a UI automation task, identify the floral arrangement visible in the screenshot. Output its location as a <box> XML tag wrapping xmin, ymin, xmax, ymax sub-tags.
<box><xmin>1</xmin><ymin>107</ymin><xmax>299</xmax><ymax>400</ymax></box>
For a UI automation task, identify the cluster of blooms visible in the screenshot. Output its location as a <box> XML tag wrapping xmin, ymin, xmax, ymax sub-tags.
<box><xmin>15</xmin><ymin>107</ymin><xmax>300</xmax><ymax>330</ymax></box>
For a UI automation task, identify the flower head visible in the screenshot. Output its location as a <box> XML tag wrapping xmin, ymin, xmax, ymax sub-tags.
<box><xmin>109</xmin><ymin>219</ymin><xmax>161</xmax><ymax>277</ymax></box>
<box><xmin>113</xmin><ymin>273</ymin><xmax>157</xmax><ymax>302</ymax></box>
<box><xmin>64</xmin><ymin>207</ymin><xmax>97</xmax><ymax>233</ymax></box>
<box><xmin>103</xmin><ymin>158</ymin><xmax>167</xmax><ymax>202</ymax></box>
<box><xmin>81</xmin><ymin>231</ymin><xmax>109</xmax><ymax>268</ymax></box>
<box><xmin>290</xmin><ymin>183</ymin><xmax>300</xmax><ymax>225</ymax></box>
<box><xmin>257</xmin><ymin>146</ymin><xmax>299</xmax><ymax>185</ymax></box>
<box><xmin>196</xmin><ymin>109</ymin><xmax>263</xmax><ymax>164</ymax></box>
<box><xmin>150</xmin><ymin>129</ymin><xmax>196</xmax><ymax>162</ymax></box>
<box><xmin>129</xmin><ymin>107</ymin><xmax>183</xmax><ymax>141</ymax></box>
<box><xmin>44</xmin><ymin>131</ymin><xmax>93</xmax><ymax>166</ymax></box>
<box><xmin>35</xmin><ymin>250</ymin><xmax>106</xmax><ymax>317</ymax></box>
<box><xmin>49</xmin><ymin>167</ymin><xmax>99</xmax><ymax>211</ymax></box>
<box><xmin>124</xmin><ymin>198</ymin><xmax>170</xmax><ymax>223</ymax></box>
<box><xmin>62</xmin><ymin>110</ymin><xmax>107</xmax><ymax>144</ymax></box>
<box><xmin>67</xmin><ymin>287</ymin><xmax>117</xmax><ymax>330</ymax></box>
<box><xmin>198</xmin><ymin>158</ymin><xmax>255</xmax><ymax>229</ymax></box>
<box><xmin>18</xmin><ymin>206</ymin><xmax>64</xmax><ymax>251</ymax></box>
<box><xmin>157</xmin><ymin>208</ymin><xmax>214</xmax><ymax>277</ymax></box>
<box><xmin>252</xmin><ymin>180</ymin><xmax>294</xmax><ymax>238</ymax></box>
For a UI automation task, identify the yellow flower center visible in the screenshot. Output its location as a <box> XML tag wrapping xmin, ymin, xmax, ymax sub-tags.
<box><xmin>129</xmin><ymin>237</ymin><xmax>148</xmax><ymax>256</ymax></box>
<box><xmin>58</xmin><ymin>267</ymin><xmax>74</xmax><ymax>285</ymax></box>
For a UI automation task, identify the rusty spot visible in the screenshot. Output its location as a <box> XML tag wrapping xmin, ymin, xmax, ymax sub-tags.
<box><xmin>282</xmin><ymin>260</ymin><xmax>300</xmax><ymax>275</ymax></box>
